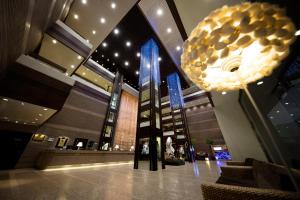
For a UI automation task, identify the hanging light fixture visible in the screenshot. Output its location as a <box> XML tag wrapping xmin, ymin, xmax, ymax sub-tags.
<box><xmin>181</xmin><ymin>2</ymin><xmax>296</xmax><ymax>91</ymax></box>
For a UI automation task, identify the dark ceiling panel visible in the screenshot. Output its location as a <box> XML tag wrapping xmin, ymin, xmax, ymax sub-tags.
<box><xmin>90</xmin><ymin>5</ymin><xmax>188</xmax><ymax>96</ymax></box>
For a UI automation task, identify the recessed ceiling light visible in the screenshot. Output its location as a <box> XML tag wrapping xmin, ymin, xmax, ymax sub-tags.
<box><xmin>156</xmin><ymin>8</ymin><xmax>163</xmax><ymax>16</ymax></box>
<box><xmin>95</xmin><ymin>50</ymin><xmax>98</xmax><ymax>52</ymax></box>
<box><xmin>114</xmin><ymin>52</ymin><xmax>119</xmax><ymax>57</ymax></box>
<box><xmin>74</xmin><ymin>14</ymin><xmax>79</xmax><ymax>19</ymax></box>
<box><xmin>295</xmin><ymin>30</ymin><xmax>300</xmax><ymax>36</ymax></box>
<box><xmin>71</xmin><ymin>65</ymin><xmax>75</xmax><ymax>69</ymax></box>
<box><xmin>158</xmin><ymin>57</ymin><xmax>162</xmax><ymax>62</ymax></box>
<box><xmin>96</xmin><ymin>60</ymin><xmax>99</xmax><ymax>63</ymax></box>
<box><xmin>290</xmin><ymin>113</ymin><xmax>294</xmax><ymax>116</ymax></box>
<box><xmin>15</xmin><ymin>121</ymin><xmax>18</xmax><ymax>123</ymax></box>
<box><xmin>82</xmin><ymin>72</ymin><xmax>86</xmax><ymax>76</ymax></box>
<box><xmin>52</xmin><ymin>39</ymin><xmax>57</xmax><ymax>44</ymax></box>
<box><xmin>111</xmin><ymin>2</ymin><xmax>116</xmax><ymax>9</ymax></box>
<box><xmin>107</xmin><ymin>58</ymin><xmax>109</xmax><ymax>61</ymax></box>
<box><xmin>77</xmin><ymin>55</ymin><xmax>82</xmax><ymax>60</ymax></box>
<box><xmin>114</xmin><ymin>28</ymin><xmax>119</xmax><ymax>35</ymax></box>
<box><xmin>35</xmin><ymin>118</ymin><xmax>38</xmax><ymax>121</ymax></box>
<box><xmin>257</xmin><ymin>81</ymin><xmax>263</xmax><ymax>85</ymax></box>
<box><xmin>92</xmin><ymin>30</ymin><xmax>96</xmax><ymax>35</ymax></box>
<box><xmin>276</xmin><ymin>110</ymin><xmax>280</xmax><ymax>113</ymax></box>
<box><xmin>2</xmin><ymin>98</ymin><xmax>8</xmax><ymax>102</ymax></box>
<box><xmin>137</xmin><ymin>52</ymin><xmax>140</xmax><ymax>57</ymax></box>
<box><xmin>102</xmin><ymin>42</ymin><xmax>107</xmax><ymax>47</ymax></box>
<box><xmin>126</xmin><ymin>41</ymin><xmax>131</xmax><ymax>47</ymax></box>
<box><xmin>221</xmin><ymin>91</ymin><xmax>227</xmax><ymax>95</ymax></box>
<box><xmin>285</xmin><ymin>102</ymin><xmax>289</xmax><ymax>105</ymax></box>
<box><xmin>39</xmin><ymin>113</ymin><xmax>43</xmax><ymax>116</ymax></box>
<box><xmin>81</xmin><ymin>0</ymin><xmax>87</xmax><ymax>4</ymax></box>
<box><xmin>176</xmin><ymin>46</ymin><xmax>181</xmax><ymax>51</ymax></box>
<box><xmin>112</xmin><ymin>63</ymin><xmax>115</xmax><ymax>66</ymax></box>
<box><xmin>124</xmin><ymin>61</ymin><xmax>129</xmax><ymax>66</ymax></box>
<box><xmin>21</xmin><ymin>102</ymin><xmax>24</xmax><ymax>106</ymax></box>
<box><xmin>101</xmin><ymin>55</ymin><xmax>104</xmax><ymax>58</ymax></box>
<box><xmin>43</xmin><ymin>108</ymin><xmax>48</xmax><ymax>111</ymax></box>
<box><xmin>100</xmin><ymin>17</ymin><xmax>106</xmax><ymax>24</ymax></box>
<box><xmin>167</xmin><ymin>28</ymin><xmax>172</xmax><ymax>33</ymax></box>
<box><xmin>65</xmin><ymin>72</ymin><xmax>69</xmax><ymax>76</ymax></box>
<box><xmin>135</xmin><ymin>71</ymin><xmax>139</xmax><ymax>75</ymax></box>
<box><xmin>86</xmin><ymin>39</ymin><xmax>90</xmax><ymax>43</ymax></box>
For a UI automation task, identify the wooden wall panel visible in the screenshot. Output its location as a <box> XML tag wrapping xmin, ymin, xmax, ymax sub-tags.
<box><xmin>114</xmin><ymin>91</ymin><xmax>138</xmax><ymax>151</ymax></box>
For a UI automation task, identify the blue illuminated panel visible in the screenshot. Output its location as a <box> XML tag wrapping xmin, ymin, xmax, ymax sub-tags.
<box><xmin>167</xmin><ymin>73</ymin><xmax>184</xmax><ymax>109</ymax></box>
<box><xmin>139</xmin><ymin>39</ymin><xmax>160</xmax><ymax>86</ymax></box>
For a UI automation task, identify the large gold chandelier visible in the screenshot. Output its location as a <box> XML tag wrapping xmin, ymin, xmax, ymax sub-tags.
<box><xmin>181</xmin><ymin>2</ymin><xmax>296</xmax><ymax>91</ymax></box>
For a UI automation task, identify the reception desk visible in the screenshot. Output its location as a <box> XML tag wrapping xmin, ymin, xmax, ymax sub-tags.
<box><xmin>35</xmin><ymin>150</ymin><xmax>134</xmax><ymax>170</ymax></box>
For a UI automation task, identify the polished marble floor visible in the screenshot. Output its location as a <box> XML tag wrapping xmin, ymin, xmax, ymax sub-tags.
<box><xmin>0</xmin><ymin>161</ymin><xmax>224</xmax><ymax>200</ymax></box>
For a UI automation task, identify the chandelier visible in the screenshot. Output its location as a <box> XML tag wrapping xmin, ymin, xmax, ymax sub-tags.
<box><xmin>181</xmin><ymin>2</ymin><xmax>296</xmax><ymax>91</ymax></box>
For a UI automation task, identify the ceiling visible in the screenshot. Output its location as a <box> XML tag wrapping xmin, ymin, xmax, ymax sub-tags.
<box><xmin>0</xmin><ymin>96</ymin><xmax>57</xmax><ymax>125</ymax></box>
<box><xmin>90</xmin><ymin>5</ymin><xmax>189</xmax><ymax>96</ymax></box>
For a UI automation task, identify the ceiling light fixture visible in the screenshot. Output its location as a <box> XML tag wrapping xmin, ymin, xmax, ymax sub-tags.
<box><xmin>126</xmin><ymin>41</ymin><xmax>131</xmax><ymax>47</ymax></box>
<box><xmin>74</xmin><ymin>14</ymin><xmax>79</xmax><ymax>19</ymax></box>
<box><xmin>257</xmin><ymin>81</ymin><xmax>263</xmax><ymax>85</ymax></box>
<box><xmin>114</xmin><ymin>52</ymin><xmax>119</xmax><ymax>57</ymax></box>
<box><xmin>221</xmin><ymin>91</ymin><xmax>227</xmax><ymax>95</ymax></box>
<box><xmin>81</xmin><ymin>0</ymin><xmax>87</xmax><ymax>4</ymax></box>
<box><xmin>86</xmin><ymin>39</ymin><xmax>90</xmax><ymax>43</ymax></box>
<box><xmin>71</xmin><ymin>65</ymin><xmax>75</xmax><ymax>69</ymax></box>
<box><xmin>114</xmin><ymin>28</ymin><xmax>119</xmax><ymax>35</ymax></box>
<box><xmin>111</xmin><ymin>2</ymin><xmax>116</xmax><ymax>9</ymax></box>
<box><xmin>135</xmin><ymin>71</ymin><xmax>139</xmax><ymax>75</ymax></box>
<box><xmin>101</xmin><ymin>55</ymin><xmax>104</xmax><ymax>58</ymax></box>
<box><xmin>181</xmin><ymin>2</ymin><xmax>296</xmax><ymax>92</ymax></box>
<box><xmin>43</xmin><ymin>108</ymin><xmax>48</xmax><ymax>111</ymax></box>
<box><xmin>285</xmin><ymin>102</ymin><xmax>289</xmax><ymax>105</ymax></box>
<box><xmin>2</xmin><ymin>98</ymin><xmax>8</xmax><ymax>102</ymax></box>
<box><xmin>82</xmin><ymin>72</ymin><xmax>86</xmax><ymax>76</ymax></box>
<box><xmin>167</xmin><ymin>28</ymin><xmax>172</xmax><ymax>33</ymax></box>
<box><xmin>92</xmin><ymin>30</ymin><xmax>96</xmax><ymax>35</ymax></box>
<box><xmin>124</xmin><ymin>61</ymin><xmax>129</xmax><ymax>66</ymax></box>
<box><xmin>176</xmin><ymin>46</ymin><xmax>181</xmax><ymax>51</ymax></box>
<box><xmin>156</xmin><ymin>8</ymin><xmax>163</xmax><ymax>16</ymax></box>
<box><xmin>102</xmin><ymin>42</ymin><xmax>107</xmax><ymax>47</ymax></box>
<box><xmin>21</xmin><ymin>102</ymin><xmax>24</xmax><ymax>106</ymax></box>
<box><xmin>158</xmin><ymin>57</ymin><xmax>162</xmax><ymax>62</ymax></box>
<box><xmin>52</xmin><ymin>39</ymin><xmax>57</xmax><ymax>44</ymax></box>
<box><xmin>136</xmin><ymin>52</ymin><xmax>141</xmax><ymax>57</ymax></box>
<box><xmin>77</xmin><ymin>55</ymin><xmax>82</xmax><ymax>60</ymax></box>
<box><xmin>100</xmin><ymin>17</ymin><xmax>106</xmax><ymax>24</ymax></box>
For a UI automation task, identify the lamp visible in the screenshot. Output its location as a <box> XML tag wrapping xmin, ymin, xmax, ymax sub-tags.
<box><xmin>181</xmin><ymin>2</ymin><xmax>296</xmax><ymax>91</ymax></box>
<box><xmin>76</xmin><ymin>142</ymin><xmax>83</xmax><ymax>150</ymax></box>
<box><xmin>181</xmin><ymin>2</ymin><xmax>298</xmax><ymax>191</ymax></box>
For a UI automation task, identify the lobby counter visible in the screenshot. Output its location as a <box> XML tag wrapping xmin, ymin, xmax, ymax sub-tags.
<box><xmin>35</xmin><ymin>150</ymin><xmax>134</xmax><ymax>170</ymax></box>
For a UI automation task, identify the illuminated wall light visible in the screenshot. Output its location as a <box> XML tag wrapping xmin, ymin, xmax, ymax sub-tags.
<box><xmin>176</xmin><ymin>46</ymin><xmax>181</xmax><ymax>51</ymax></box>
<box><xmin>100</xmin><ymin>17</ymin><xmax>106</xmax><ymax>24</ymax></box>
<box><xmin>71</xmin><ymin>65</ymin><xmax>75</xmax><ymax>69</ymax></box>
<box><xmin>81</xmin><ymin>0</ymin><xmax>87</xmax><ymax>4</ymax></box>
<box><xmin>257</xmin><ymin>81</ymin><xmax>263</xmax><ymax>85</ymax></box>
<box><xmin>73</xmin><ymin>14</ymin><xmax>79</xmax><ymax>19</ymax></box>
<box><xmin>92</xmin><ymin>30</ymin><xmax>96</xmax><ymax>35</ymax></box>
<box><xmin>114</xmin><ymin>52</ymin><xmax>119</xmax><ymax>57</ymax></box>
<box><xmin>52</xmin><ymin>39</ymin><xmax>57</xmax><ymax>44</ymax></box>
<box><xmin>111</xmin><ymin>2</ymin><xmax>116</xmax><ymax>9</ymax></box>
<box><xmin>167</xmin><ymin>28</ymin><xmax>172</xmax><ymax>33</ymax></box>
<box><xmin>156</xmin><ymin>8</ymin><xmax>163</xmax><ymax>16</ymax></box>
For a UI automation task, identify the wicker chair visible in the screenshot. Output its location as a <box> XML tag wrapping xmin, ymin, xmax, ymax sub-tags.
<box><xmin>201</xmin><ymin>183</ymin><xmax>300</xmax><ymax>200</ymax></box>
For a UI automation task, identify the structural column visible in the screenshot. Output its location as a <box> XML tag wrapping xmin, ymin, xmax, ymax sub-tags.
<box><xmin>98</xmin><ymin>71</ymin><xmax>123</xmax><ymax>150</ymax></box>
<box><xmin>134</xmin><ymin>39</ymin><xmax>165</xmax><ymax>171</ymax></box>
<box><xmin>166</xmin><ymin>72</ymin><xmax>193</xmax><ymax>161</ymax></box>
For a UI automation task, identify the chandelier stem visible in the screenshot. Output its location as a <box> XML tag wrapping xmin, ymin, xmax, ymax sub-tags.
<box><xmin>244</xmin><ymin>86</ymin><xmax>299</xmax><ymax>192</ymax></box>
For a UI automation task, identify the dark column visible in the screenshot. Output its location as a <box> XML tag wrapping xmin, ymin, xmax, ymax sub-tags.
<box><xmin>166</xmin><ymin>72</ymin><xmax>194</xmax><ymax>161</ymax></box>
<box><xmin>134</xmin><ymin>39</ymin><xmax>165</xmax><ymax>171</ymax></box>
<box><xmin>98</xmin><ymin>71</ymin><xmax>123</xmax><ymax>150</ymax></box>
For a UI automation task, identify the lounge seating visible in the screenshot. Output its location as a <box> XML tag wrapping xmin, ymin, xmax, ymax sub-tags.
<box><xmin>201</xmin><ymin>159</ymin><xmax>300</xmax><ymax>199</ymax></box>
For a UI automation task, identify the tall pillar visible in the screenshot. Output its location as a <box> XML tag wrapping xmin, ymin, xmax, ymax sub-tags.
<box><xmin>98</xmin><ymin>71</ymin><xmax>123</xmax><ymax>150</ymax></box>
<box><xmin>134</xmin><ymin>39</ymin><xmax>165</xmax><ymax>171</ymax></box>
<box><xmin>167</xmin><ymin>72</ymin><xmax>193</xmax><ymax>161</ymax></box>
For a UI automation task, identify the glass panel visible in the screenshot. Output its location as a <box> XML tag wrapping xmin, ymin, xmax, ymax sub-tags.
<box><xmin>108</xmin><ymin>112</ymin><xmax>115</xmax><ymax>122</ymax></box>
<box><xmin>104</xmin><ymin>126</ymin><xmax>112</xmax><ymax>137</ymax></box>
<box><xmin>156</xmin><ymin>112</ymin><xmax>160</xmax><ymax>129</ymax></box>
<box><xmin>110</xmin><ymin>93</ymin><xmax>118</xmax><ymax>109</ymax></box>
<box><xmin>140</xmin><ymin>110</ymin><xmax>150</xmax><ymax>120</ymax></box>
<box><xmin>141</xmin><ymin>89</ymin><xmax>150</xmax><ymax>102</ymax></box>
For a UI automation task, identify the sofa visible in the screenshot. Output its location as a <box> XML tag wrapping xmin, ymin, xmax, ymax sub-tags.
<box><xmin>201</xmin><ymin>159</ymin><xmax>300</xmax><ymax>200</ymax></box>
